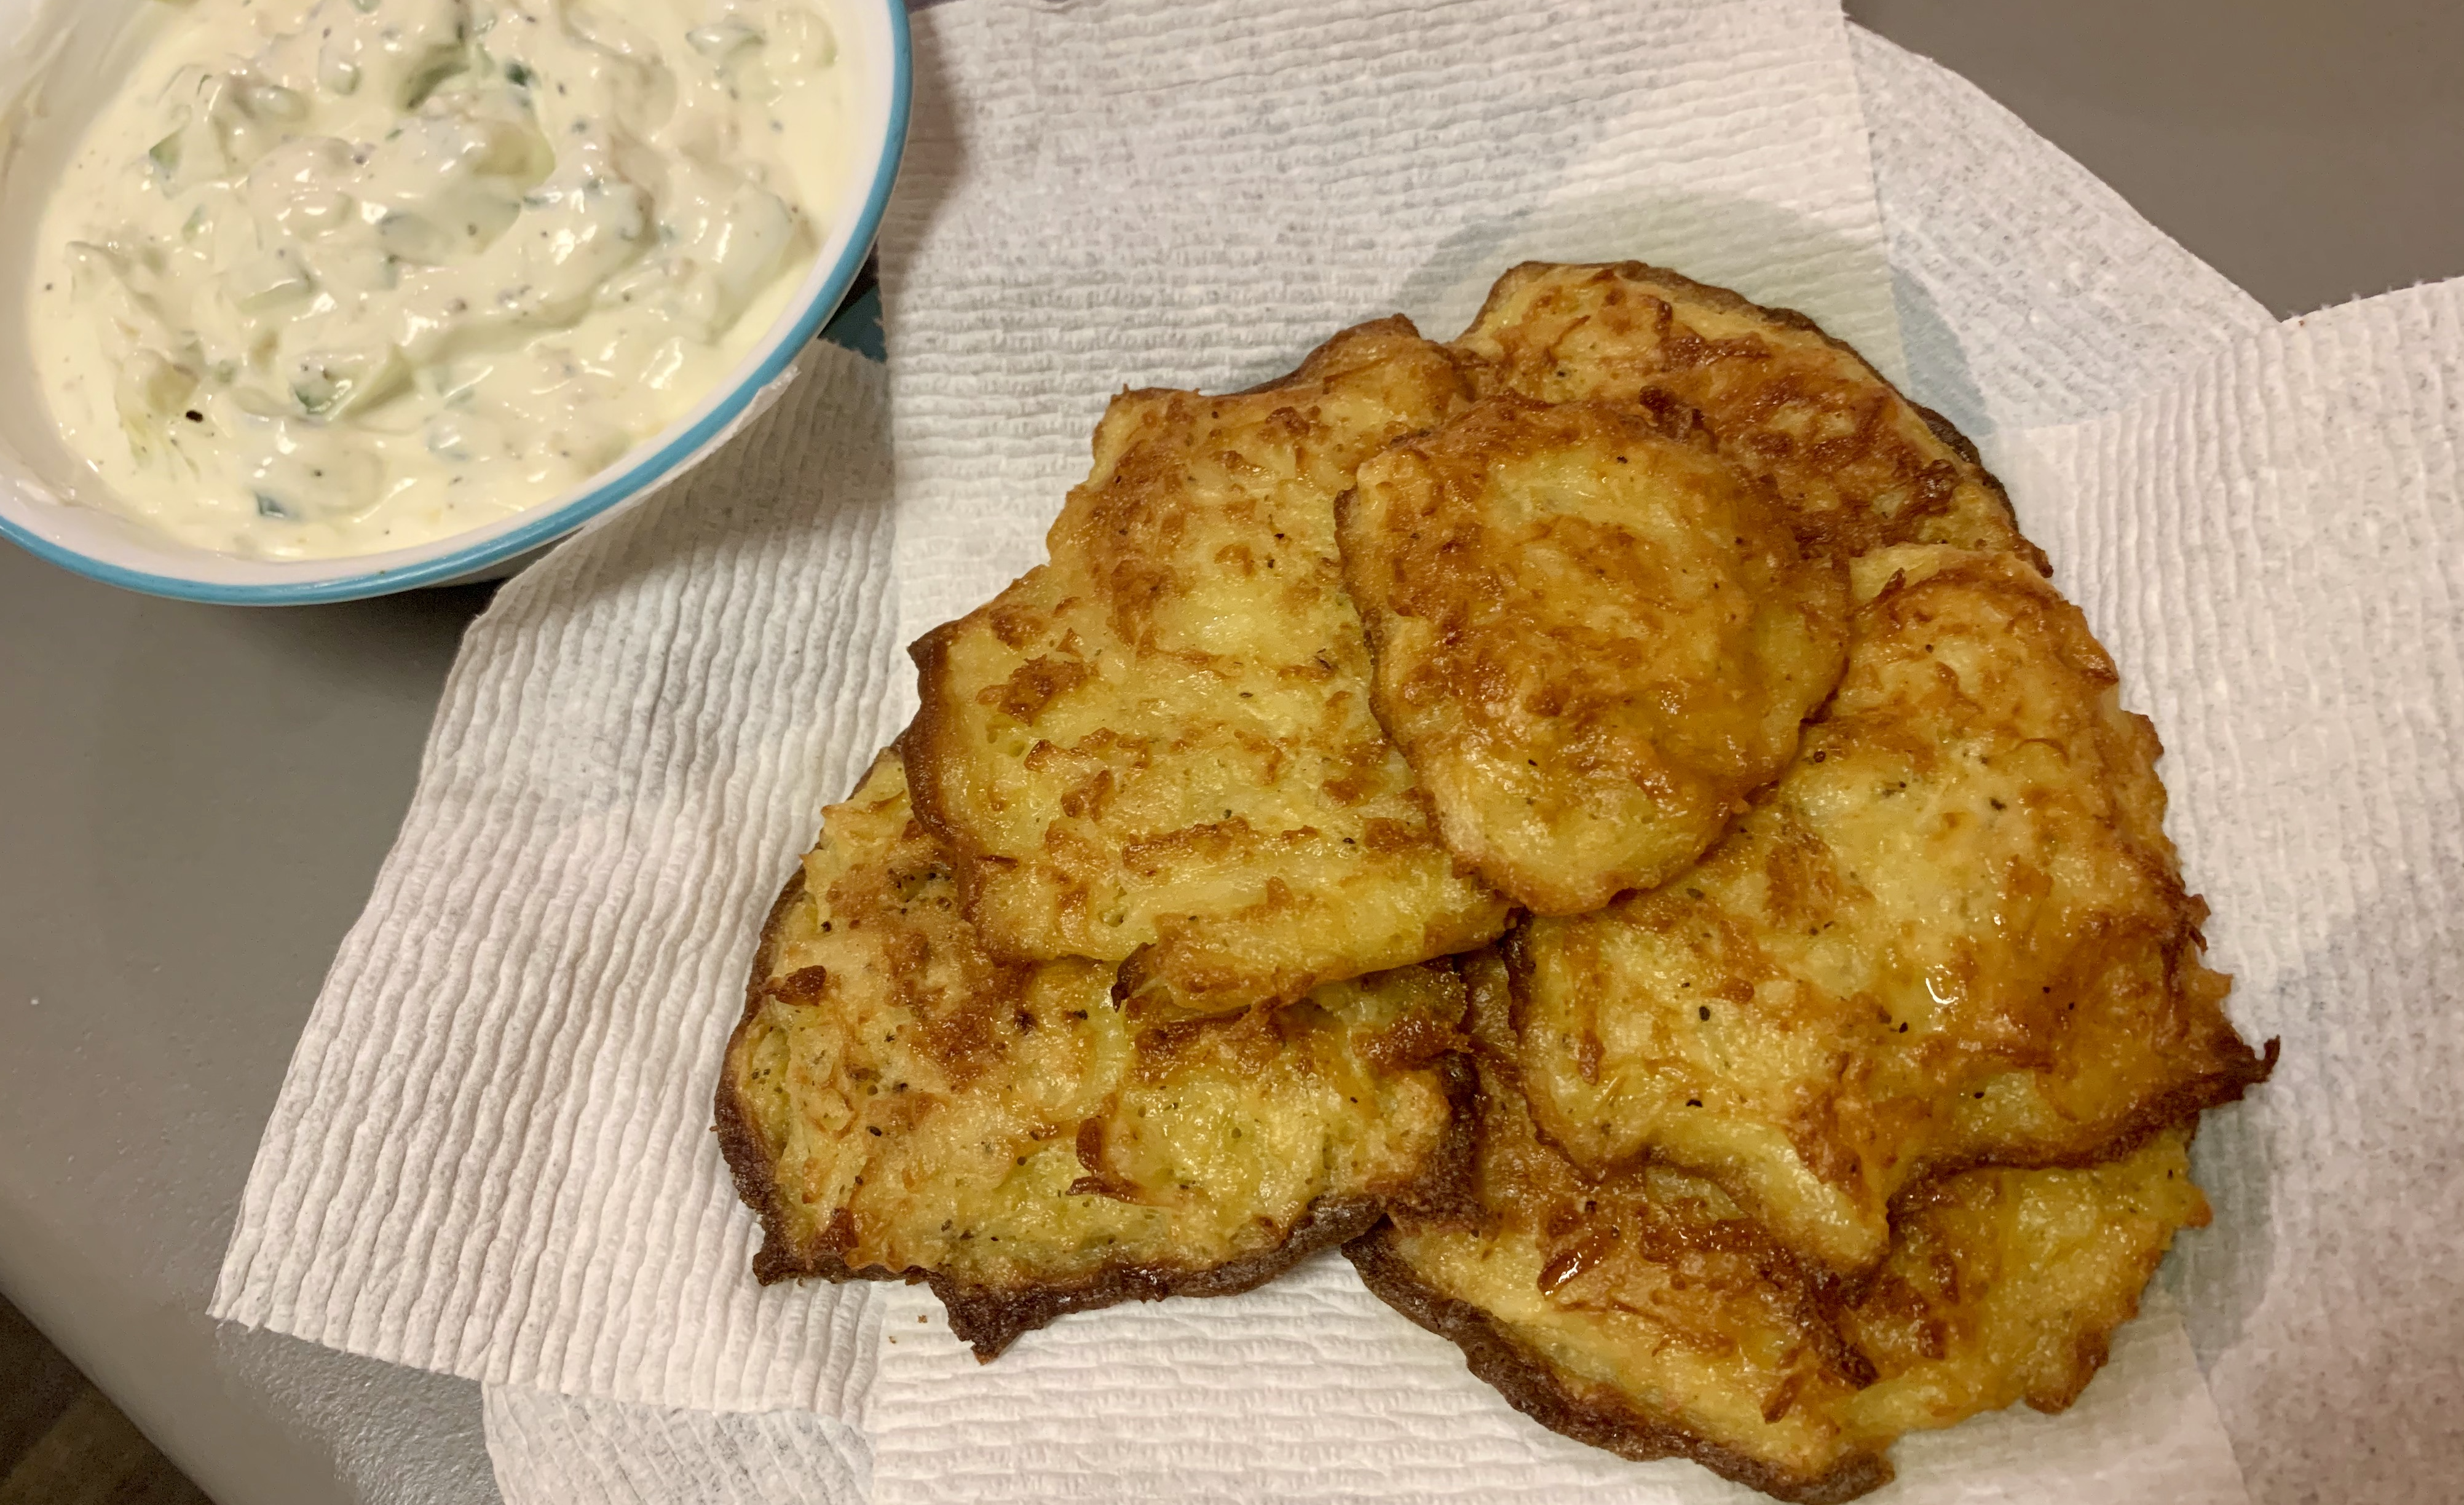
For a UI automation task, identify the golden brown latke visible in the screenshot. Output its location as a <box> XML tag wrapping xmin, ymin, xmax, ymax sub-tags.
<box><xmin>716</xmin><ymin>752</ymin><xmax>1473</xmax><ymax>1359</ymax></box>
<box><xmin>1451</xmin><ymin>261</ymin><xmax>2041</xmax><ymax>567</ymax></box>
<box><xmin>722</xmin><ymin>261</ymin><xmax>2265</xmax><ymax>1493</ymax></box>
<box><xmin>902</xmin><ymin>317</ymin><xmax>1511</xmax><ymax>1020</ymax></box>
<box><xmin>1346</xmin><ymin>953</ymin><xmax>2214</xmax><ymax>1503</ymax></box>
<box><xmin>1338</xmin><ymin>393</ymin><xmax>1849</xmax><ymax>914</ymax></box>
<box><xmin>1509</xmin><ymin>545</ymin><xmax>2273</xmax><ymax>1272</ymax></box>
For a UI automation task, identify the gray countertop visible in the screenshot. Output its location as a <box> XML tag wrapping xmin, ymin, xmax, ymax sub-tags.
<box><xmin>4</xmin><ymin>2</ymin><xmax>2458</xmax><ymax>1501</ymax></box>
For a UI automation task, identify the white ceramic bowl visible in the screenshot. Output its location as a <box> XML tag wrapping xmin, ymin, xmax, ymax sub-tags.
<box><xmin>0</xmin><ymin>0</ymin><xmax>908</xmax><ymax>603</ymax></box>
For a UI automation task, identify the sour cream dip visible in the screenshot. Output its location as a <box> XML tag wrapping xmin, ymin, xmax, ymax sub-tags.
<box><xmin>26</xmin><ymin>0</ymin><xmax>848</xmax><ymax>558</ymax></box>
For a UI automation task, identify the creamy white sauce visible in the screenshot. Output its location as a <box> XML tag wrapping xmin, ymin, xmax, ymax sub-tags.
<box><xmin>27</xmin><ymin>0</ymin><xmax>847</xmax><ymax>558</ymax></box>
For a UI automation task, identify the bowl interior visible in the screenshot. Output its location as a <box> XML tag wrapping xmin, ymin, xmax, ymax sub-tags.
<box><xmin>0</xmin><ymin>0</ymin><xmax>906</xmax><ymax>602</ymax></box>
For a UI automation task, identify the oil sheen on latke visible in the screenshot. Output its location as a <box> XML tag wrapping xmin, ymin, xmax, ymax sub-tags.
<box><xmin>1506</xmin><ymin>545</ymin><xmax>2270</xmax><ymax>1273</ymax></box>
<box><xmin>1348</xmin><ymin>953</ymin><xmax>2214</xmax><ymax>1504</ymax></box>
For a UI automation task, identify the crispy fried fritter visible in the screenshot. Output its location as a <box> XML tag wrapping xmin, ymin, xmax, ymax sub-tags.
<box><xmin>716</xmin><ymin>752</ymin><xmax>1472</xmax><ymax>1359</ymax></box>
<box><xmin>1509</xmin><ymin>545</ymin><xmax>2272</xmax><ymax>1272</ymax></box>
<box><xmin>1346</xmin><ymin>954</ymin><xmax>2213</xmax><ymax>1504</ymax></box>
<box><xmin>1338</xmin><ymin>395</ymin><xmax>1849</xmax><ymax>914</ymax></box>
<box><xmin>1453</xmin><ymin>262</ymin><xmax>2040</xmax><ymax>566</ymax></box>
<box><xmin>902</xmin><ymin>318</ymin><xmax>1512</xmax><ymax>1019</ymax></box>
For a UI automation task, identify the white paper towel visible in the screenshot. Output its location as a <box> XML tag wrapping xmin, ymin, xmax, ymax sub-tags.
<box><xmin>486</xmin><ymin>1387</ymin><xmax>870</xmax><ymax>1505</ymax></box>
<box><xmin>857</xmin><ymin>1257</ymin><xmax>2246</xmax><ymax>1505</ymax></box>
<box><xmin>845</xmin><ymin>16</ymin><xmax>2459</xmax><ymax>1500</ymax></box>
<box><xmin>475</xmin><ymin>18</ymin><xmax>2366</xmax><ymax>1505</ymax></box>
<box><xmin>1993</xmin><ymin>279</ymin><xmax>2464</xmax><ymax>1505</ymax></box>
<box><xmin>211</xmin><ymin>342</ymin><xmax>904</xmax><ymax>1412</ymax></box>
<box><xmin>1845</xmin><ymin>26</ymin><xmax>2275</xmax><ymax>436</ymax></box>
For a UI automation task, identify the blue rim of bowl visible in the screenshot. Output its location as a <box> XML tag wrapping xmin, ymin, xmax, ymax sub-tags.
<box><xmin>0</xmin><ymin>0</ymin><xmax>912</xmax><ymax>606</ymax></box>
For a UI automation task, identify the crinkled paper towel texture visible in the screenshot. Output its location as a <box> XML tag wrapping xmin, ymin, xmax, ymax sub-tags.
<box><xmin>213</xmin><ymin>343</ymin><xmax>901</xmax><ymax>1413</ymax></box>
<box><xmin>486</xmin><ymin>1387</ymin><xmax>871</xmax><ymax>1505</ymax></box>
<box><xmin>206</xmin><ymin>2</ymin><xmax>2464</xmax><ymax>1502</ymax></box>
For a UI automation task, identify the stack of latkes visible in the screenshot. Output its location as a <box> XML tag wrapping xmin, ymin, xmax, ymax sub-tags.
<box><xmin>716</xmin><ymin>263</ymin><xmax>2275</xmax><ymax>1501</ymax></box>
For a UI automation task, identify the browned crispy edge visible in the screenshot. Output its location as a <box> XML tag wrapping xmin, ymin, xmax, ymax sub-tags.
<box><xmin>1343</xmin><ymin>1223</ymin><xmax>1893</xmax><ymax>1504</ymax></box>
<box><xmin>1231</xmin><ymin>312</ymin><xmax>1431</xmax><ymax>395</ymax></box>
<box><xmin>1496</xmin><ymin>925</ymin><xmax>2280</xmax><ymax>1245</ymax></box>
<box><xmin>896</xmin><ymin>315</ymin><xmax>1446</xmax><ymax>968</ymax></box>
<box><xmin>1459</xmin><ymin>260</ymin><xmax>2052</xmax><ymax>579</ymax></box>
<box><xmin>932</xmin><ymin>1195</ymin><xmax>1381</xmax><ymax>1362</ymax></box>
<box><xmin>1858</xmin><ymin>1029</ymin><xmax>2276</xmax><ymax>1213</ymax></box>
<box><xmin>922</xmin><ymin>1039</ymin><xmax>1474</xmax><ymax>1359</ymax></box>
<box><xmin>713</xmin><ymin>861</ymin><xmax>863</xmax><ymax>1286</ymax></box>
<box><xmin>714</xmin><ymin>837</ymin><xmax>1485</xmax><ymax>1358</ymax></box>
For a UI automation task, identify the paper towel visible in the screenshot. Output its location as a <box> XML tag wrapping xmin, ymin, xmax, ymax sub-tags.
<box><xmin>856</xmin><ymin>1255</ymin><xmax>2245</xmax><ymax>1505</ymax></box>
<box><xmin>211</xmin><ymin>342</ymin><xmax>905</xmax><ymax>1412</ymax></box>
<box><xmin>1993</xmin><ymin>279</ymin><xmax>2464</xmax><ymax>1505</ymax></box>
<box><xmin>484</xmin><ymin>16</ymin><xmax>2344</xmax><ymax>1504</ymax></box>
<box><xmin>486</xmin><ymin>1387</ymin><xmax>869</xmax><ymax>1505</ymax></box>
<box><xmin>843</xmin><ymin>15</ymin><xmax>2458</xmax><ymax>1501</ymax></box>
<box><xmin>1845</xmin><ymin>26</ymin><xmax>2275</xmax><ymax>436</ymax></box>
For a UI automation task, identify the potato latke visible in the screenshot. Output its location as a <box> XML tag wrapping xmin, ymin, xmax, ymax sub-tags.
<box><xmin>1454</xmin><ymin>262</ymin><xmax>2039</xmax><ymax>564</ymax></box>
<box><xmin>1508</xmin><ymin>544</ymin><xmax>2270</xmax><ymax>1271</ymax></box>
<box><xmin>1348</xmin><ymin>953</ymin><xmax>2214</xmax><ymax>1503</ymax></box>
<box><xmin>1340</xmin><ymin>393</ymin><xmax>1849</xmax><ymax>914</ymax></box>
<box><xmin>717</xmin><ymin>752</ymin><xmax>1471</xmax><ymax>1357</ymax></box>
<box><xmin>902</xmin><ymin>318</ymin><xmax>1510</xmax><ymax>1019</ymax></box>
<box><xmin>717</xmin><ymin>261</ymin><xmax>2272</xmax><ymax>1498</ymax></box>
